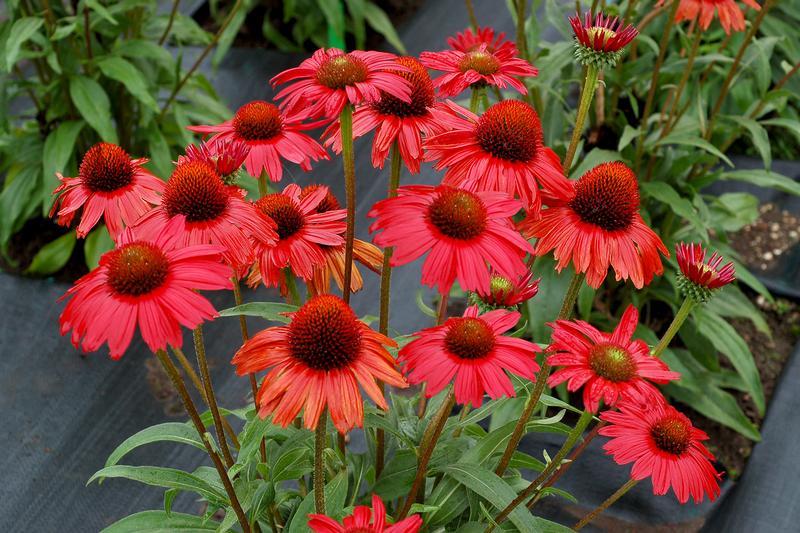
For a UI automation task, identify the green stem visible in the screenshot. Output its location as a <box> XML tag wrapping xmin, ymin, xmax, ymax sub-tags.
<box><xmin>339</xmin><ymin>105</ymin><xmax>356</xmax><ymax>305</ymax></box>
<box><xmin>662</xmin><ymin>28</ymin><xmax>703</xmax><ymax>137</ymax></box>
<box><xmin>158</xmin><ymin>0</ymin><xmax>181</xmax><ymax>45</ymax></box>
<box><xmin>515</xmin><ymin>0</ymin><xmax>529</xmax><ymax>62</ymax></box>
<box><xmin>464</xmin><ymin>0</ymin><xmax>479</xmax><ymax>30</ymax></box>
<box><xmin>469</xmin><ymin>88</ymin><xmax>482</xmax><ymax>113</ymax></box>
<box><xmin>558</xmin><ymin>271</ymin><xmax>585</xmax><ymax>320</ymax></box>
<box><xmin>258</xmin><ymin>169</ymin><xmax>269</xmax><ymax>197</ymax></box>
<box><xmin>564</xmin><ymin>64</ymin><xmax>600</xmax><ymax>172</ymax></box>
<box><xmin>284</xmin><ymin>268</ymin><xmax>301</xmax><ymax>305</ymax></box>
<box><xmin>574</xmin><ymin>478</ymin><xmax>640</xmax><ymax>530</ymax></box>
<box><xmin>651</xmin><ymin>298</ymin><xmax>695</xmax><ymax>358</ymax></box>
<box><xmin>314</xmin><ymin>410</ymin><xmax>328</xmax><ymax>513</ymax></box>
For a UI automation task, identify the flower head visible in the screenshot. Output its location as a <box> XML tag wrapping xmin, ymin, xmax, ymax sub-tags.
<box><xmin>520</xmin><ymin>162</ymin><xmax>669</xmax><ymax>289</ymax></box>
<box><xmin>309</xmin><ymin>494</ymin><xmax>422</xmax><ymax>533</ymax></box>
<box><xmin>424</xmin><ymin>100</ymin><xmax>571</xmax><ymax>213</ymax></box>
<box><xmin>420</xmin><ymin>42</ymin><xmax>537</xmax><ymax>97</ymax></box>
<box><xmin>470</xmin><ymin>269</ymin><xmax>540</xmax><ymax>310</ymax></box>
<box><xmin>547</xmin><ymin>305</ymin><xmax>680</xmax><ymax>413</ymax></box>
<box><xmin>232</xmin><ymin>294</ymin><xmax>407</xmax><ymax>433</ymax></box>
<box><xmin>676</xmin><ymin>242</ymin><xmax>735</xmax><ymax>302</ymax></box>
<box><xmin>188</xmin><ymin>100</ymin><xmax>328</xmax><ymax>181</ymax></box>
<box><xmin>569</xmin><ymin>11</ymin><xmax>638</xmax><ymax>67</ymax></box>
<box><xmin>50</xmin><ymin>143</ymin><xmax>164</xmax><ymax>239</ymax></box>
<box><xmin>178</xmin><ymin>140</ymin><xmax>249</xmax><ymax>185</ymax></box>
<box><xmin>600</xmin><ymin>399</ymin><xmax>723</xmax><ymax>503</ymax></box>
<box><xmin>660</xmin><ymin>0</ymin><xmax>761</xmax><ymax>35</ymax></box>
<box><xmin>271</xmin><ymin>48</ymin><xmax>413</xmax><ymax>120</ymax></box>
<box><xmin>399</xmin><ymin>305</ymin><xmax>540</xmax><ymax>407</ymax></box>
<box><xmin>323</xmin><ymin>56</ymin><xmax>445</xmax><ymax>174</ymax></box>
<box><xmin>368</xmin><ymin>185</ymin><xmax>533</xmax><ymax>294</ymax></box>
<box><xmin>447</xmin><ymin>26</ymin><xmax>517</xmax><ymax>55</ymax></box>
<box><xmin>59</xmin><ymin>218</ymin><xmax>232</xmax><ymax>359</ymax></box>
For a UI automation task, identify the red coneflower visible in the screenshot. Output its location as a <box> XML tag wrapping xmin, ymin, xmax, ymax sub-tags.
<box><xmin>547</xmin><ymin>305</ymin><xmax>680</xmax><ymax>413</ymax></box>
<box><xmin>472</xmin><ymin>268</ymin><xmax>540</xmax><ymax>310</ymax></box>
<box><xmin>250</xmin><ymin>184</ymin><xmax>346</xmax><ymax>288</ymax></box>
<box><xmin>398</xmin><ymin>305</ymin><xmax>540</xmax><ymax>407</ymax></box>
<box><xmin>50</xmin><ymin>143</ymin><xmax>164</xmax><ymax>239</ymax></box>
<box><xmin>59</xmin><ymin>218</ymin><xmax>232</xmax><ymax>359</ymax></box>
<box><xmin>133</xmin><ymin>159</ymin><xmax>277</xmax><ymax>274</ymax></box>
<box><xmin>423</xmin><ymin>100</ymin><xmax>571</xmax><ymax>213</ymax></box>
<box><xmin>600</xmin><ymin>398</ymin><xmax>723</xmax><ymax>503</ymax></box>
<box><xmin>309</xmin><ymin>494</ymin><xmax>422</xmax><ymax>533</ymax></box>
<box><xmin>177</xmin><ymin>140</ymin><xmax>249</xmax><ymax>184</ymax></box>
<box><xmin>569</xmin><ymin>11</ymin><xmax>638</xmax><ymax>67</ymax></box>
<box><xmin>676</xmin><ymin>242</ymin><xmax>736</xmax><ymax>302</ymax></box>
<box><xmin>188</xmin><ymin>100</ymin><xmax>328</xmax><ymax>182</ymax></box>
<box><xmin>420</xmin><ymin>42</ymin><xmax>537</xmax><ymax>97</ymax></box>
<box><xmin>447</xmin><ymin>26</ymin><xmax>516</xmax><ymax>55</ymax></box>
<box><xmin>232</xmin><ymin>294</ymin><xmax>408</xmax><ymax>432</ymax></box>
<box><xmin>368</xmin><ymin>185</ymin><xmax>533</xmax><ymax>294</ymax></box>
<box><xmin>323</xmin><ymin>56</ymin><xmax>445</xmax><ymax>174</ymax></box>
<box><xmin>520</xmin><ymin>162</ymin><xmax>669</xmax><ymax>289</ymax></box>
<box><xmin>660</xmin><ymin>0</ymin><xmax>760</xmax><ymax>35</ymax></box>
<box><xmin>271</xmin><ymin>48</ymin><xmax>413</xmax><ymax>120</ymax></box>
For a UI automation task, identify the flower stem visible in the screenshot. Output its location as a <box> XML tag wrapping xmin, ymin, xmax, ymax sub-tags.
<box><xmin>258</xmin><ymin>169</ymin><xmax>269</xmax><ymax>197</ymax></box>
<box><xmin>397</xmin><ymin>389</ymin><xmax>456</xmax><ymax>520</ymax></box>
<box><xmin>515</xmin><ymin>0</ymin><xmax>529</xmax><ymax>62</ymax></box>
<box><xmin>339</xmin><ymin>105</ymin><xmax>357</xmax><ymax>305</ymax></box>
<box><xmin>314</xmin><ymin>410</ymin><xmax>328</xmax><ymax>513</ymax></box>
<box><xmin>154</xmin><ymin>350</ymin><xmax>251</xmax><ymax>533</ymax></box>
<box><xmin>464</xmin><ymin>0</ymin><xmax>479</xmax><ymax>30</ymax></box>
<box><xmin>661</xmin><ymin>28</ymin><xmax>703</xmax><ymax>136</ymax></box>
<box><xmin>470</xmin><ymin>88</ymin><xmax>482</xmax><ymax>114</ymax></box>
<box><xmin>573</xmin><ymin>478</ymin><xmax>639</xmax><ymax>530</ymax></box>
<box><xmin>193</xmin><ymin>326</ymin><xmax>235</xmax><ymax>468</ymax></box>
<box><xmin>564</xmin><ymin>64</ymin><xmax>600</xmax><ymax>172</ymax></box>
<box><xmin>284</xmin><ymin>268</ymin><xmax>301</xmax><ymax>305</ymax></box>
<box><xmin>558</xmin><ymin>271</ymin><xmax>585</xmax><ymax>321</ymax></box>
<box><xmin>651</xmin><ymin>298</ymin><xmax>695</xmax><ymax>358</ymax></box>
<box><xmin>490</xmin><ymin>409</ymin><xmax>594</xmax><ymax>530</ymax></box>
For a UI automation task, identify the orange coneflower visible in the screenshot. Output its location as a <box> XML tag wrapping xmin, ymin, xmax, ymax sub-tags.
<box><xmin>660</xmin><ymin>0</ymin><xmax>761</xmax><ymax>35</ymax></box>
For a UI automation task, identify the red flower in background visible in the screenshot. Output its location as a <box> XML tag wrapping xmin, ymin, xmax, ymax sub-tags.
<box><xmin>271</xmin><ymin>48</ymin><xmax>413</xmax><ymax>120</ymax></box>
<box><xmin>309</xmin><ymin>494</ymin><xmax>422</xmax><ymax>533</ymax></box>
<box><xmin>660</xmin><ymin>0</ymin><xmax>760</xmax><ymax>35</ymax></box>
<box><xmin>178</xmin><ymin>140</ymin><xmax>249</xmax><ymax>183</ymax></box>
<box><xmin>368</xmin><ymin>185</ymin><xmax>532</xmax><ymax>294</ymax></box>
<box><xmin>399</xmin><ymin>305</ymin><xmax>540</xmax><ymax>407</ymax></box>
<box><xmin>448</xmin><ymin>26</ymin><xmax>517</xmax><ymax>55</ymax></box>
<box><xmin>188</xmin><ymin>100</ymin><xmax>328</xmax><ymax>181</ymax></box>
<box><xmin>676</xmin><ymin>242</ymin><xmax>736</xmax><ymax>290</ymax></box>
<box><xmin>50</xmin><ymin>143</ymin><xmax>164</xmax><ymax>239</ymax></box>
<box><xmin>59</xmin><ymin>218</ymin><xmax>232</xmax><ymax>359</ymax></box>
<box><xmin>232</xmin><ymin>294</ymin><xmax>407</xmax><ymax>433</ymax></box>
<box><xmin>474</xmin><ymin>268</ymin><xmax>540</xmax><ymax>309</ymax></box>
<box><xmin>600</xmin><ymin>399</ymin><xmax>722</xmax><ymax>503</ymax></box>
<box><xmin>424</xmin><ymin>100</ymin><xmax>571</xmax><ymax>213</ymax></box>
<box><xmin>547</xmin><ymin>305</ymin><xmax>680</xmax><ymax>413</ymax></box>
<box><xmin>520</xmin><ymin>162</ymin><xmax>668</xmax><ymax>289</ymax></box>
<box><xmin>570</xmin><ymin>11</ymin><xmax>638</xmax><ymax>54</ymax></box>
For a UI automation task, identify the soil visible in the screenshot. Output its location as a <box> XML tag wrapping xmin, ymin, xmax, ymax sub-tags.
<box><xmin>0</xmin><ymin>216</ymin><xmax>88</xmax><ymax>283</ymax></box>
<box><xmin>731</xmin><ymin>202</ymin><xmax>800</xmax><ymax>272</ymax></box>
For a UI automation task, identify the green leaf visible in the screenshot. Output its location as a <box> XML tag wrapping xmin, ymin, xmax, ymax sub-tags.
<box><xmin>5</xmin><ymin>17</ymin><xmax>44</xmax><ymax>70</ymax></box>
<box><xmin>641</xmin><ymin>182</ymin><xmax>706</xmax><ymax>238</ymax></box>
<box><xmin>287</xmin><ymin>471</ymin><xmax>347</xmax><ymax>533</ymax></box>
<box><xmin>116</xmin><ymin>39</ymin><xmax>175</xmax><ymax>71</ymax></box>
<box><xmin>363</xmin><ymin>2</ymin><xmax>406</xmax><ymax>54</ymax></box>
<box><xmin>317</xmin><ymin>0</ymin><xmax>346</xmax><ymax>49</ymax></box>
<box><xmin>25</xmin><ymin>232</ymin><xmax>76</xmax><ymax>275</ymax></box>
<box><xmin>97</xmin><ymin>56</ymin><xmax>158</xmax><ymax>111</ymax></box>
<box><xmin>344</xmin><ymin>0</ymin><xmax>367</xmax><ymax>49</ymax></box>
<box><xmin>618</xmin><ymin>125</ymin><xmax>640</xmax><ymax>152</ymax></box>
<box><xmin>665</xmin><ymin>382</ymin><xmax>760</xmax><ymax>441</ymax></box>
<box><xmin>271</xmin><ymin>445</ymin><xmax>312</xmax><ymax>482</ymax></box>
<box><xmin>85</xmin><ymin>0</ymin><xmax>118</xmax><ymax>25</ymax></box>
<box><xmin>527</xmin><ymin>257</ymin><xmax>571</xmax><ymax>343</ymax></box>
<box><xmin>373</xmin><ymin>449</ymin><xmax>417</xmax><ymax>500</ymax></box>
<box><xmin>69</xmin><ymin>76</ymin><xmax>118</xmax><ymax>143</ymax></box>
<box><xmin>100</xmin><ymin>510</ymin><xmax>219</xmax><ymax>532</ymax></box>
<box><xmin>89</xmin><ymin>465</ymin><xmax>227</xmax><ymax>502</ymax></box>
<box><xmin>42</xmin><ymin>120</ymin><xmax>84</xmax><ymax>215</ymax></box>
<box><xmin>656</xmin><ymin>133</ymin><xmax>733</xmax><ymax>167</ymax></box>
<box><xmin>713</xmin><ymin>286</ymin><xmax>770</xmax><ymax>337</ymax></box>
<box><xmin>84</xmin><ymin>225</ymin><xmax>115</xmax><ymax>269</ymax></box>
<box><xmin>569</xmin><ymin>148</ymin><xmax>621</xmax><ymax>179</ymax></box>
<box><xmin>104</xmin><ymin>423</ymin><xmax>205</xmax><ymax>468</ymax></box>
<box><xmin>720</xmin><ymin>169</ymin><xmax>800</xmax><ymax>196</ymax></box>
<box><xmin>0</xmin><ymin>165</ymin><xmax>41</xmax><ymax>245</ymax></box>
<box><xmin>761</xmin><ymin>118</ymin><xmax>800</xmax><ymax>145</ymax></box>
<box><xmin>218</xmin><ymin>302</ymin><xmax>296</xmax><ymax>323</ymax></box>
<box><xmin>728</xmin><ymin>116</ymin><xmax>771</xmax><ymax>170</ymax></box>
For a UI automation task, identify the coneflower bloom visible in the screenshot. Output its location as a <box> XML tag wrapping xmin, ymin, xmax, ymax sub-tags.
<box><xmin>133</xmin><ymin>160</ymin><xmax>277</xmax><ymax>273</ymax></box>
<box><xmin>660</xmin><ymin>0</ymin><xmax>760</xmax><ymax>35</ymax></box>
<box><xmin>471</xmin><ymin>268</ymin><xmax>540</xmax><ymax>310</ymax></box>
<box><xmin>420</xmin><ymin>42</ymin><xmax>537</xmax><ymax>97</ymax></box>
<box><xmin>447</xmin><ymin>26</ymin><xmax>516</xmax><ymax>54</ymax></box>
<box><xmin>177</xmin><ymin>140</ymin><xmax>249</xmax><ymax>184</ymax></box>
<box><xmin>50</xmin><ymin>143</ymin><xmax>164</xmax><ymax>239</ymax></box>
<box><xmin>309</xmin><ymin>494</ymin><xmax>422</xmax><ymax>533</ymax></box>
<box><xmin>676</xmin><ymin>242</ymin><xmax>736</xmax><ymax>303</ymax></box>
<box><xmin>569</xmin><ymin>11</ymin><xmax>638</xmax><ymax>67</ymax></box>
<box><xmin>547</xmin><ymin>305</ymin><xmax>680</xmax><ymax>413</ymax></box>
<box><xmin>399</xmin><ymin>305</ymin><xmax>540</xmax><ymax>407</ymax></box>
<box><xmin>323</xmin><ymin>56</ymin><xmax>445</xmax><ymax>174</ymax></box>
<box><xmin>368</xmin><ymin>185</ymin><xmax>533</xmax><ymax>294</ymax></box>
<box><xmin>600</xmin><ymin>399</ymin><xmax>723</xmax><ymax>503</ymax></box>
<box><xmin>271</xmin><ymin>48</ymin><xmax>413</xmax><ymax>120</ymax></box>
<box><xmin>423</xmin><ymin>100</ymin><xmax>571</xmax><ymax>213</ymax></box>
<box><xmin>520</xmin><ymin>162</ymin><xmax>669</xmax><ymax>289</ymax></box>
<box><xmin>59</xmin><ymin>218</ymin><xmax>232</xmax><ymax>359</ymax></box>
<box><xmin>250</xmin><ymin>184</ymin><xmax>346</xmax><ymax>288</ymax></box>
<box><xmin>232</xmin><ymin>294</ymin><xmax>408</xmax><ymax>432</ymax></box>
<box><xmin>188</xmin><ymin>100</ymin><xmax>328</xmax><ymax>181</ymax></box>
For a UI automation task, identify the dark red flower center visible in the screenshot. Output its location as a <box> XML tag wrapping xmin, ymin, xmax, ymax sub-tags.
<box><xmin>256</xmin><ymin>193</ymin><xmax>305</xmax><ymax>240</ymax></box>
<box><xmin>475</xmin><ymin>100</ymin><xmax>541</xmax><ymax>162</ymax></box>
<box><xmin>79</xmin><ymin>143</ymin><xmax>135</xmax><ymax>193</ymax></box>
<box><xmin>233</xmin><ymin>101</ymin><xmax>283</xmax><ymax>141</ymax></box>
<box><xmin>569</xmin><ymin>162</ymin><xmax>639</xmax><ymax>232</ymax></box>
<box><xmin>458</xmin><ymin>50</ymin><xmax>501</xmax><ymax>75</ymax></box>
<box><xmin>650</xmin><ymin>415</ymin><xmax>691</xmax><ymax>456</ymax></box>
<box><xmin>372</xmin><ymin>56</ymin><xmax>435</xmax><ymax>118</ymax></box>
<box><xmin>163</xmin><ymin>160</ymin><xmax>229</xmax><ymax>222</ymax></box>
<box><xmin>105</xmin><ymin>242</ymin><xmax>169</xmax><ymax>296</ymax></box>
<box><xmin>427</xmin><ymin>188</ymin><xmax>487</xmax><ymax>240</ymax></box>
<box><xmin>588</xmin><ymin>343</ymin><xmax>636</xmax><ymax>382</ymax></box>
<box><xmin>300</xmin><ymin>184</ymin><xmax>341</xmax><ymax>213</ymax></box>
<box><xmin>315</xmin><ymin>54</ymin><xmax>369</xmax><ymax>90</ymax></box>
<box><xmin>445</xmin><ymin>317</ymin><xmax>496</xmax><ymax>360</ymax></box>
<box><xmin>288</xmin><ymin>294</ymin><xmax>362</xmax><ymax>371</ymax></box>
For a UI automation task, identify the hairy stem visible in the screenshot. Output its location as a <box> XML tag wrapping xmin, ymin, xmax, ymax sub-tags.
<box><xmin>564</xmin><ymin>64</ymin><xmax>600</xmax><ymax>172</ymax></box>
<box><xmin>158</xmin><ymin>0</ymin><xmax>181</xmax><ymax>45</ymax></box>
<box><xmin>651</xmin><ymin>298</ymin><xmax>695</xmax><ymax>358</ymax></box>
<box><xmin>194</xmin><ymin>326</ymin><xmax>235</xmax><ymax>468</ymax></box>
<box><xmin>314</xmin><ymin>410</ymin><xmax>328</xmax><ymax>513</ymax></box>
<box><xmin>339</xmin><ymin>105</ymin><xmax>357</xmax><ymax>304</ymax></box>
